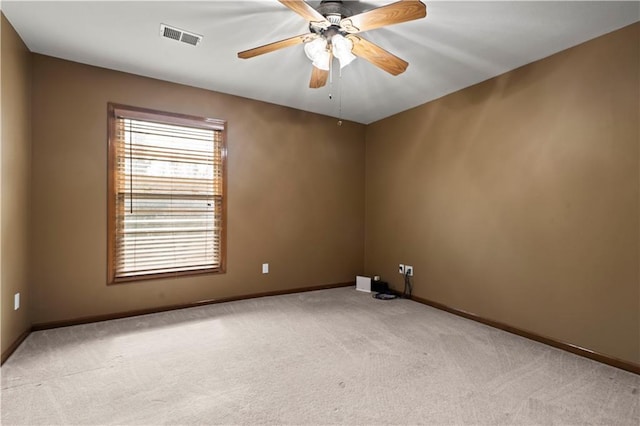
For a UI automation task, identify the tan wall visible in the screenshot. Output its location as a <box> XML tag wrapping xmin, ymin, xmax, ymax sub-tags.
<box><xmin>31</xmin><ymin>55</ymin><xmax>365</xmax><ymax>324</ymax></box>
<box><xmin>1</xmin><ymin>14</ymin><xmax>32</xmax><ymax>354</ymax></box>
<box><xmin>364</xmin><ymin>23</ymin><xmax>639</xmax><ymax>364</ymax></box>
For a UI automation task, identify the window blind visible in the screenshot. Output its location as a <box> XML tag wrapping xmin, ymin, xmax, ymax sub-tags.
<box><xmin>110</xmin><ymin>107</ymin><xmax>225</xmax><ymax>281</ymax></box>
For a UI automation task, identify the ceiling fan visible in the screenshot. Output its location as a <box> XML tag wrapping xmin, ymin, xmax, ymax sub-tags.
<box><xmin>237</xmin><ymin>0</ymin><xmax>427</xmax><ymax>89</ymax></box>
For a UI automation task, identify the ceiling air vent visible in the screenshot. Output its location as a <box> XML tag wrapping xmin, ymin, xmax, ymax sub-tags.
<box><xmin>160</xmin><ymin>24</ymin><xmax>202</xmax><ymax>46</ymax></box>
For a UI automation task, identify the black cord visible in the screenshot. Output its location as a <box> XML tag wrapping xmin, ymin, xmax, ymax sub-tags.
<box><xmin>403</xmin><ymin>271</ymin><xmax>412</xmax><ymax>298</ymax></box>
<box><xmin>372</xmin><ymin>292</ymin><xmax>397</xmax><ymax>300</ymax></box>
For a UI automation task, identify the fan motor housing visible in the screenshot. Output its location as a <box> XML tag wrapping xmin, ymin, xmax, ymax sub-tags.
<box><xmin>310</xmin><ymin>1</ymin><xmax>352</xmax><ymax>38</ymax></box>
<box><xmin>317</xmin><ymin>1</ymin><xmax>353</xmax><ymax>20</ymax></box>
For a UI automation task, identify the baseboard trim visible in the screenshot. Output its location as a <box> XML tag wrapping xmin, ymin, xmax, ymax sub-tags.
<box><xmin>1</xmin><ymin>329</ymin><xmax>31</xmax><ymax>366</ymax></box>
<box><xmin>32</xmin><ymin>281</ymin><xmax>354</xmax><ymax>331</ymax></box>
<box><xmin>14</xmin><ymin>283</ymin><xmax>638</xmax><ymax>375</ymax></box>
<box><xmin>404</xmin><ymin>293</ymin><xmax>640</xmax><ymax>375</ymax></box>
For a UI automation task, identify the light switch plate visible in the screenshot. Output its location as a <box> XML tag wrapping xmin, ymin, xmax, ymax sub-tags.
<box><xmin>262</xmin><ymin>263</ymin><xmax>269</xmax><ymax>274</ymax></box>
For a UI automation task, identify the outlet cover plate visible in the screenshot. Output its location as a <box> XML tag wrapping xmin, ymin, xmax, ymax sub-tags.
<box><xmin>405</xmin><ymin>265</ymin><xmax>414</xmax><ymax>276</ymax></box>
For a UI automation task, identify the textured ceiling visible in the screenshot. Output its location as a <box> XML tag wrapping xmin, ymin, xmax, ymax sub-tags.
<box><xmin>2</xmin><ymin>1</ymin><xmax>638</xmax><ymax>124</ymax></box>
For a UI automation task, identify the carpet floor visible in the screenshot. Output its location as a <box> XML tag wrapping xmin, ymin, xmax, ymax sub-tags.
<box><xmin>1</xmin><ymin>287</ymin><xmax>638</xmax><ymax>425</ymax></box>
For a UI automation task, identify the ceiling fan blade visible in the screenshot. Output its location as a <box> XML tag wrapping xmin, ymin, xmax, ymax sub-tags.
<box><xmin>279</xmin><ymin>0</ymin><xmax>330</xmax><ymax>26</ymax></box>
<box><xmin>309</xmin><ymin>65</ymin><xmax>329</xmax><ymax>89</ymax></box>
<box><xmin>347</xmin><ymin>35</ymin><xmax>408</xmax><ymax>76</ymax></box>
<box><xmin>238</xmin><ymin>33</ymin><xmax>316</xmax><ymax>59</ymax></box>
<box><xmin>340</xmin><ymin>0</ymin><xmax>426</xmax><ymax>34</ymax></box>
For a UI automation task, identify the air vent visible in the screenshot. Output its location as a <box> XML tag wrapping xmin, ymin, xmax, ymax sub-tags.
<box><xmin>160</xmin><ymin>24</ymin><xmax>202</xmax><ymax>47</ymax></box>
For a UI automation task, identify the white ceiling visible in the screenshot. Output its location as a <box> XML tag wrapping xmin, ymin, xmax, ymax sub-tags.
<box><xmin>2</xmin><ymin>1</ymin><xmax>638</xmax><ymax>124</ymax></box>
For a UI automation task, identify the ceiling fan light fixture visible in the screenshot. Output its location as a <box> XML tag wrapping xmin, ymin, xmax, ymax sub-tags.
<box><xmin>237</xmin><ymin>0</ymin><xmax>427</xmax><ymax>88</ymax></box>
<box><xmin>304</xmin><ymin>37</ymin><xmax>331</xmax><ymax>70</ymax></box>
<box><xmin>331</xmin><ymin>34</ymin><xmax>356</xmax><ymax>69</ymax></box>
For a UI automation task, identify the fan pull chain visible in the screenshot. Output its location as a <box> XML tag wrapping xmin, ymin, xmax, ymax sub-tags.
<box><xmin>337</xmin><ymin>68</ymin><xmax>343</xmax><ymax>126</ymax></box>
<box><xmin>329</xmin><ymin>55</ymin><xmax>333</xmax><ymax>100</ymax></box>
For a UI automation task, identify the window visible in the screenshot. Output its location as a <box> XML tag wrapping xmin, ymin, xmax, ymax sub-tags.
<box><xmin>107</xmin><ymin>104</ymin><xmax>226</xmax><ymax>284</ymax></box>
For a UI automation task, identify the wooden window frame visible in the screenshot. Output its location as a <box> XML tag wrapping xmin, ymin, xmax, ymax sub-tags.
<box><xmin>107</xmin><ymin>103</ymin><xmax>227</xmax><ymax>285</ymax></box>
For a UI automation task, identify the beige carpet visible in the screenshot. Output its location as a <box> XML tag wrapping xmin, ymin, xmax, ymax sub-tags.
<box><xmin>1</xmin><ymin>287</ymin><xmax>638</xmax><ymax>425</ymax></box>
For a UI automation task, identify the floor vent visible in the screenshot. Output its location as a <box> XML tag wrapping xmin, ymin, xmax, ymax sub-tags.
<box><xmin>160</xmin><ymin>24</ymin><xmax>202</xmax><ymax>46</ymax></box>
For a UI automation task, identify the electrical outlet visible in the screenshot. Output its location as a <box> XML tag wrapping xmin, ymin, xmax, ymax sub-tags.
<box><xmin>14</xmin><ymin>293</ymin><xmax>20</xmax><ymax>310</ymax></box>
<box><xmin>405</xmin><ymin>265</ymin><xmax>414</xmax><ymax>276</ymax></box>
<box><xmin>399</xmin><ymin>264</ymin><xmax>405</xmax><ymax>274</ymax></box>
<box><xmin>262</xmin><ymin>263</ymin><xmax>269</xmax><ymax>274</ymax></box>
